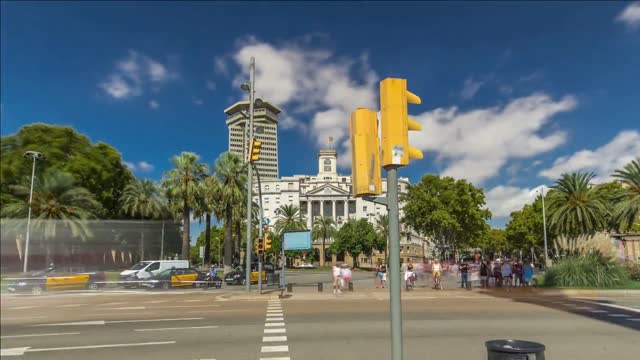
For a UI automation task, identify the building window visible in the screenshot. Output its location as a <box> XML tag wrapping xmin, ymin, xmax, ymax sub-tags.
<box><xmin>265</xmin><ymin>185</ymin><xmax>270</xmax><ymax>192</ymax></box>
<box><xmin>265</xmin><ymin>198</ymin><xmax>269</xmax><ymax>204</ymax></box>
<box><xmin>363</xmin><ymin>206</ymin><xmax>367</xmax><ymax>212</ymax></box>
<box><xmin>342</xmin><ymin>177</ymin><xmax>347</xmax><ymax>183</ymax></box>
<box><xmin>324</xmin><ymin>159</ymin><xmax>331</xmax><ymax>172</ymax></box>
<box><xmin>276</xmin><ymin>185</ymin><xmax>280</xmax><ymax>191</ymax></box>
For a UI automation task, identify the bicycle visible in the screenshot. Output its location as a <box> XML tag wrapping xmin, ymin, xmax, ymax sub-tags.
<box><xmin>433</xmin><ymin>272</ymin><xmax>443</xmax><ymax>290</ymax></box>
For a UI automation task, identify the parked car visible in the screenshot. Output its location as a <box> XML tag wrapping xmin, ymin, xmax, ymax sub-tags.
<box><xmin>224</xmin><ymin>263</ymin><xmax>274</xmax><ymax>285</ymax></box>
<box><xmin>6</xmin><ymin>267</ymin><xmax>106</xmax><ymax>295</ymax></box>
<box><xmin>140</xmin><ymin>267</ymin><xmax>206</xmax><ymax>290</ymax></box>
<box><xmin>296</xmin><ymin>262</ymin><xmax>316</xmax><ymax>269</ymax></box>
<box><xmin>120</xmin><ymin>260</ymin><xmax>189</xmax><ymax>288</ymax></box>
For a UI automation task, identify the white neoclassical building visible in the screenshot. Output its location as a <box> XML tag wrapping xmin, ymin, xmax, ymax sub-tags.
<box><xmin>253</xmin><ymin>149</ymin><xmax>426</xmax><ymax>266</ymax></box>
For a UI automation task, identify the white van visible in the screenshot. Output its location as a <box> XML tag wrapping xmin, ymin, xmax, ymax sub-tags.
<box><xmin>120</xmin><ymin>260</ymin><xmax>189</xmax><ymax>284</ymax></box>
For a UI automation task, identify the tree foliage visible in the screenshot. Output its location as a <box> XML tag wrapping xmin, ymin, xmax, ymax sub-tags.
<box><xmin>401</xmin><ymin>174</ymin><xmax>491</xmax><ymax>255</ymax></box>
<box><xmin>312</xmin><ymin>216</ymin><xmax>336</xmax><ymax>266</ymax></box>
<box><xmin>1</xmin><ymin>123</ymin><xmax>133</xmax><ymax>217</ymax></box>
<box><xmin>274</xmin><ymin>204</ymin><xmax>306</xmax><ymax>234</ymax></box>
<box><xmin>612</xmin><ymin>158</ymin><xmax>640</xmax><ymax>231</ymax></box>
<box><xmin>329</xmin><ymin>219</ymin><xmax>379</xmax><ymax>266</ymax></box>
<box><xmin>504</xmin><ymin>196</ymin><xmax>550</xmax><ymax>258</ymax></box>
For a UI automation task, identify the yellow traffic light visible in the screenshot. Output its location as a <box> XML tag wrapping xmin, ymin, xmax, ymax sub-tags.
<box><xmin>248</xmin><ymin>139</ymin><xmax>262</xmax><ymax>162</ymax></box>
<box><xmin>255</xmin><ymin>237</ymin><xmax>264</xmax><ymax>252</ymax></box>
<box><xmin>264</xmin><ymin>233</ymin><xmax>272</xmax><ymax>250</ymax></box>
<box><xmin>349</xmin><ymin>108</ymin><xmax>382</xmax><ymax>197</ymax></box>
<box><xmin>379</xmin><ymin>78</ymin><xmax>423</xmax><ymax>167</ymax></box>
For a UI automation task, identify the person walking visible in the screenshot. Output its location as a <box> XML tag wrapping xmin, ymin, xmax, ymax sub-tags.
<box><xmin>459</xmin><ymin>261</ymin><xmax>470</xmax><ymax>289</ymax></box>
<box><xmin>379</xmin><ymin>262</ymin><xmax>387</xmax><ymax>288</ymax></box>
<box><xmin>341</xmin><ymin>265</ymin><xmax>352</xmax><ymax>291</ymax></box>
<box><xmin>523</xmin><ymin>260</ymin><xmax>534</xmax><ymax>287</ymax></box>
<box><xmin>514</xmin><ymin>260</ymin><xmax>524</xmax><ymax>287</ymax></box>
<box><xmin>375</xmin><ymin>263</ymin><xmax>382</xmax><ymax>288</ymax></box>
<box><xmin>332</xmin><ymin>264</ymin><xmax>342</xmax><ymax>293</ymax></box>
<box><xmin>480</xmin><ymin>259</ymin><xmax>490</xmax><ymax>288</ymax></box>
<box><xmin>501</xmin><ymin>261</ymin><xmax>513</xmax><ymax>290</ymax></box>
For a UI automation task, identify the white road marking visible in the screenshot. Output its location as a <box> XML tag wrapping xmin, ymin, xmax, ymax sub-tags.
<box><xmin>261</xmin><ymin>345</ymin><xmax>289</xmax><ymax>353</ymax></box>
<box><xmin>6</xmin><ymin>306</ymin><xmax>35</xmax><ymax>310</ymax></box>
<box><xmin>626</xmin><ymin>318</ymin><xmax>640</xmax><ymax>322</ymax></box>
<box><xmin>134</xmin><ymin>325</ymin><xmax>219</xmax><ymax>332</ymax></box>
<box><xmin>575</xmin><ymin>306</ymin><xmax>593</xmax><ymax>310</ymax></box>
<box><xmin>608</xmin><ymin>314</ymin><xmax>630</xmax><ymax>318</ymax></box>
<box><xmin>263</xmin><ymin>336</ymin><xmax>287</xmax><ymax>342</ymax></box>
<box><xmin>153</xmin><ymin>305</ymin><xmax>219</xmax><ymax>309</ymax></box>
<box><xmin>267</xmin><ymin>310</ymin><xmax>283</xmax><ymax>313</ymax></box>
<box><xmin>98</xmin><ymin>302</ymin><xmax>127</xmax><ymax>306</ymax></box>
<box><xmin>1</xmin><ymin>316</ymin><xmax>46</xmax><ymax>321</ymax></box>
<box><xmin>587</xmin><ymin>310</ymin><xmax>608</xmax><ymax>314</ymax></box>
<box><xmin>265</xmin><ymin>322</ymin><xmax>285</xmax><ymax>327</ymax></box>
<box><xmin>259</xmin><ymin>358</ymin><xmax>290</xmax><ymax>360</ymax></box>
<box><xmin>267</xmin><ymin>307</ymin><xmax>282</xmax><ymax>310</ymax></box>
<box><xmin>1</xmin><ymin>332</ymin><xmax>80</xmax><ymax>339</ymax></box>
<box><xmin>576</xmin><ymin>299</ymin><xmax>640</xmax><ymax>314</ymax></box>
<box><xmin>58</xmin><ymin>304</ymin><xmax>88</xmax><ymax>308</ymax></box>
<box><xmin>109</xmin><ymin>317</ymin><xmax>203</xmax><ymax>323</ymax></box>
<box><xmin>26</xmin><ymin>341</ymin><xmax>176</xmax><ymax>353</ymax></box>
<box><xmin>32</xmin><ymin>320</ymin><xmax>106</xmax><ymax>326</ymax></box>
<box><xmin>188</xmin><ymin>309</ymin><xmax>248</xmax><ymax>314</ymax></box>
<box><xmin>266</xmin><ymin>313</ymin><xmax>283</xmax><ymax>316</ymax></box>
<box><xmin>266</xmin><ymin>317</ymin><xmax>284</xmax><ymax>321</ymax></box>
<box><xmin>144</xmin><ymin>300</ymin><xmax>168</xmax><ymax>304</ymax></box>
<box><xmin>93</xmin><ymin>306</ymin><xmax>146</xmax><ymax>310</ymax></box>
<box><xmin>0</xmin><ymin>347</ymin><xmax>30</xmax><ymax>356</ymax></box>
<box><xmin>264</xmin><ymin>328</ymin><xmax>286</xmax><ymax>334</ymax></box>
<box><xmin>185</xmin><ymin>299</ymin><xmax>206</xmax><ymax>302</ymax></box>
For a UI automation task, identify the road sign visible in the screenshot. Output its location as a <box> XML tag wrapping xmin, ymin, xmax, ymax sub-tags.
<box><xmin>199</xmin><ymin>246</ymin><xmax>204</xmax><ymax>258</ymax></box>
<box><xmin>263</xmin><ymin>217</ymin><xmax>270</xmax><ymax>225</ymax></box>
<box><xmin>283</xmin><ymin>230</ymin><xmax>311</xmax><ymax>250</ymax></box>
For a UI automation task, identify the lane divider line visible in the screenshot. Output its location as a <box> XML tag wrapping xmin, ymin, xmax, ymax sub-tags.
<box><xmin>135</xmin><ymin>325</ymin><xmax>219</xmax><ymax>332</ymax></box>
<box><xmin>1</xmin><ymin>332</ymin><xmax>80</xmax><ymax>339</ymax></box>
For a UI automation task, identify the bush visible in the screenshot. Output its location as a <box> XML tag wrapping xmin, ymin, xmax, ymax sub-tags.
<box><xmin>623</xmin><ymin>261</ymin><xmax>640</xmax><ymax>281</ymax></box>
<box><xmin>544</xmin><ymin>253</ymin><xmax>627</xmax><ymax>288</ymax></box>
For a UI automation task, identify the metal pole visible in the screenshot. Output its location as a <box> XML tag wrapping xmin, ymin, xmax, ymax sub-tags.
<box><xmin>385</xmin><ymin>166</ymin><xmax>403</xmax><ymax>360</ymax></box>
<box><xmin>254</xmin><ymin>163</ymin><xmax>264</xmax><ymax>294</ymax></box>
<box><xmin>23</xmin><ymin>156</ymin><xmax>37</xmax><ymax>273</ymax></box>
<box><xmin>540</xmin><ymin>188</ymin><xmax>549</xmax><ymax>268</ymax></box>
<box><xmin>245</xmin><ymin>56</ymin><xmax>255</xmax><ymax>292</ymax></box>
<box><xmin>160</xmin><ymin>220</ymin><xmax>165</xmax><ymax>260</ymax></box>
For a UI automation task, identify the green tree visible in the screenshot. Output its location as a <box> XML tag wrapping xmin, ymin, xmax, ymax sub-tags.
<box><xmin>312</xmin><ymin>216</ymin><xmax>336</xmax><ymax>266</ymax></box>
<box><xmin>478</xmin><ymin>228</ymin><xmax>508</xmax><ymax>259</ymax></box>
<box><xmin>213</xmin><ymin>152</ymin><xmax>246</xmax><ymax>273</ymax></box>
<box><xmin>547</xmin><ymin>172</ymin><xmax>608</xmax><ymax>252</ymax></box>
<box><xmin>594</xmin><ymin>181</ymin><xmax>625</xmax><ymax>232</ymax></box>
<box><xmin>274</xmin><ymin>204</ymin><xmax>306</xmax><ymax>234</ymax></box>
<box><xmin>401</xmin><ymin>174</ymin><xmax>491</xmax><ymax>259</ymax></box>
<box><xmin>330</xmin><ymin>219</ymin><xmax>378</xmax><ymax>267</ymax></box>
<box><xmin>1</xmin><ymin>124</ymin><xmax>133</xmax><ymax>217</ymax></box>
<box><xmin>375</xmin><ymin>214</ymin><xmax>389</xmax><ymax>262</ymax></box>
<box><xmin>162</xmin><ymin>152</ymin><xmax>208</xmax><ymax>261</ymax></box>
<box><xmin>612</xmin><ymin>158</ymin><xmax>640</xmax><ymax>231</ymax></box>
<box><xmin>1</xmin><ymin>169</ymin><xmax>102</xmax><ymax>265</ymax></box>
<box><xmin>195</xmin><ymin>225</ymin><xmax>225</xmax><ymax>264</ymax></box>
<box><xmin>120</xmin><ymin>179</ymin><xmax>166</xmax><ymax>261</ymax></box>
<box><xmin>504</xmin><ymin>196</ymin><xmax>551</xmax><ymax>260</ymax></box>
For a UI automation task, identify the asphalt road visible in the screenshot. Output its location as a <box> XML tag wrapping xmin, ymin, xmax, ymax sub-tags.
<box><xmin>1</xmin><ymin>287</ymin><xmax>639</xmax><ymax>359</ymax></box>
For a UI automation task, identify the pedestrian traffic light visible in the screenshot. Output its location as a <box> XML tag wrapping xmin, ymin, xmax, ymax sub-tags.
<box><xmin>349</xmin><ymin>108</ymin><xmax>382</xmax><ymax>197</ymax></box>
<box><xmin>248</xmin><ymin>138</ymin><xmax>262</xmax><ymax>163</ymax></box>
<box><xmin>264</xmin><ymin>233</ymin><xmax>272</xmax><ymax>250</ymax></box>
<box><xmin>255</xmin><ymin>237</ymin><xmax>264</xmax><ymax>253</ymax></box>
<box><xmin>379</xmin><ymin>78</ymin><xmax>423</xmax><ymax>167</ymax></box>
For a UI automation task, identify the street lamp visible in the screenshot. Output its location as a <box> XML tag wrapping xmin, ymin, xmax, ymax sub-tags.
<box><xmin>241</xmin><ymin>57</ymin><xmax>256</xmax><ymax>292</ymax></box>
<box><xmin>536</xmin><ymin>187</ymin><xmax>550</xmax><ymax>268</ymax></box>
<box><xmin>22</xmin><ymin>151</ymin><xmax>46</xmax><ymax>273</ymax></box>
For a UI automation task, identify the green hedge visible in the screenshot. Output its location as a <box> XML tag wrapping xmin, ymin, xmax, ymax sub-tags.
<box><xmin>544</xmin><ymin>254</ymin><xmax>627</xmax><ymax>288</ymax></box>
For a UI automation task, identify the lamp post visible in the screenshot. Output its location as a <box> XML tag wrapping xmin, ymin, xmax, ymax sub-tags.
<box><xmin>537</xmin><ymin>187</ymin><xmax>550</xmax><ymax>268</ymax></box>
<box><xmin>241</xmin><ymin>57</ymin><xmax>256</xmax><ymax>292</ymax></box>
<box><xmin>22</xmin><ymin>151</ymin><xmax>45</xmax><ymax>273</ymax></box>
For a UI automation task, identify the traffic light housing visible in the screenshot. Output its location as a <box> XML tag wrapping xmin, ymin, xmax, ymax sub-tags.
<box><xmin>248</xmin><ymin>138</ymin><xmax>262</xmax><ymax>162</ymax></box>
<box><xmin>379</xmin><ymin>78</ymin><xmax>423</xmax><ymax>167</ymax></box>
<box><xmin>349</xmin><ymin>108</ymin><xmax>382</xmax><ymax>197</ymax></box>
<box><xmin>264</xmin><ymin>233</ymin><xmax>272</xmax><ymax>250</ymax></box>
<box><xmin>255</xmin><ymin>237</ymin><xmax>264</xmax><ymax>253</ymax></box>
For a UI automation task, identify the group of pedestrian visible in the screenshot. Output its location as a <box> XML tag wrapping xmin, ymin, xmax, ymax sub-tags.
<box><xmin>332</xmin><ymin>263</ymin><xmax>353</xmax><ymax>293</ymax></box>
<box><xmin>477</xmin><ymin>259</ymin><xmax>535</xmax><ymax>289</ymax></box>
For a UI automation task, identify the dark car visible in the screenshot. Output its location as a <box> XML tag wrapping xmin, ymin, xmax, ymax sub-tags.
<box><xmin>224</xmin><ymin>262</ymin><xmax>274</xmax><ymax>285</ymax></box>
<box><xmin>6</xmin><ymin>267</ymin><xmax>106</xmax><ymax>295</ymax></box>
<box><xmin>140</xmin><ymin>267</ymin><xmax>219</xmax><ymax>289</ymax></box>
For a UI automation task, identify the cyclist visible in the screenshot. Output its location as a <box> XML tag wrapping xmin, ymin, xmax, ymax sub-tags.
<box><xmin>404</xmin><ymin>267</ymin><xmax>416</xmax><ymax>291</ymax></box>
<box><xmin>432</xmin><ymin>259</ymin><xmax>442</xmax><ymax>289</ymax></box>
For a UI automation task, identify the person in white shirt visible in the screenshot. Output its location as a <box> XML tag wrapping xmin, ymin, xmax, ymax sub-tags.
<box><xmin>340</xmin><ymin>265</ymin><xmax>352</xmax><ymax>290</ymax></box>
<box><xmin>332</xmin><ymin>264</ymin><xmax>342</xmax><ymax>293</ymax></box>
<box><xmin>432</xmin><ymin>259</ymin><xmax>442</xmax><ymax>285</ymax></box>
<box><xmin>404</xmin><ymin>268</ymin><xmax>415</xmax><ymax>290</ymax></box>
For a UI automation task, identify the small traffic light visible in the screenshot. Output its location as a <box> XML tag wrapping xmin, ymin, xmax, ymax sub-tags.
<box><xmin>264</xmin><ymin>233</ymin><xmax>272</xmax><ymax>250</ymax></box>
<box><xmin>349</xmin><ymin>108</ymin><xmax>382</xmax><ymax>197</ymax></box>
<box><xmin>379</xmin><ymin>78</ymin><xmax>423</xmax><ymax>167</ymax></box>
<box><xmin>255</xmin><ymin>237</ymin><xmax>264</xmax><ymax>252</ymax></box>
<box><xmin>248</xmin><ymin>138</ymin><xmax>262</xmax><ymax>162</ymax></box>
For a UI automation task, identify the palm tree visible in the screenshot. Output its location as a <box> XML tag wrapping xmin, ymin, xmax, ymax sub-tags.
<box><xmin>547</xmin><ymin>172</ymin><xmax>608</xmax><ymax>253</ymax></box>
<box><xmin>162</xmin><ymin>152</ymin><xmax>208</xmax><ymax>261</ymax></box>
<box><xmin>198</xmin><ymin>175</ymin><xmax>221</xmax><ymax>266</ymax></box>
<box><xmin>312</xmin><ymin>216</ymin><xmax>336</xmax><ymax>266</ymax></box>
<box><xmin>213</xmin><ymin>152</ymin><xmax>246</xmax><ymax>273</ymax></box>
<box><xmin>375</xmin><ymin>214</ymin><xmax>389</xmax><ymax>262</ymax></box>
<box><xmin>612</xmin><ymin>158</ymin><xmax>640</xmax><ymax>231</ymax></box>
<box><xmin>274</xmin><ymin>204</ymin><xmax>306</xmax><ymax>234</ymax></box>
<box><xmin>120</xmin><ymin>179</ymin><xmax>165</xmax><ymax>261</ymax></box>
<box><xmin>1</xmin><ymin>169</ymin><xmax>101</xmax><ymax>266</ymax></box>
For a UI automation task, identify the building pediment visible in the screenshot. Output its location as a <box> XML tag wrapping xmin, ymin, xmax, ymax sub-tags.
<box><xmin>305</xmin><ymin>183</ymin><xmax>349</xmax><ymax>197</ymax></box>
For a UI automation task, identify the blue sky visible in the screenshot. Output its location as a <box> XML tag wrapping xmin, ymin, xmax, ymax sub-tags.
<box><xmin>2</xmin><ymin>1</ymin><xmax>640</xmax><ymax>231</ymax></box>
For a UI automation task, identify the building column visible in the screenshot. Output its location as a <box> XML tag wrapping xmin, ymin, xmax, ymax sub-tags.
<box><xmin>320</xmin><ymin>200</ymin><xmax>324</xmax><ymax>219</ymax></box>
<box><xmin>307</xmin><ymin>200</ymin><xmax>312</xmax><ymax>229</ymax></box>
<box><xmin>344</xmin><ymin>199</ymin><xmax>348</xmax><ymax>218</ymax></box>
<box><xmin>332</xmin><ymin>200</ymin><xmax>336</xmax><ymax>220</ymax></box>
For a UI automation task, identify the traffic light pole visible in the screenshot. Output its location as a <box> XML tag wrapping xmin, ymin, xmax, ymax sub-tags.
<box><xmin>245</xmin><ymin>57</ymin><xmax>255</xmax><ymax>292</ymax></box>
<box><xmin>253</xmin><ymin>162</ymin><xmax>264</xmax><ymax>294</ymax></box>
<box><xmin>385</xmin><ymin>165</ymin><xmax>403</xmax><ymax>360</ymax></box>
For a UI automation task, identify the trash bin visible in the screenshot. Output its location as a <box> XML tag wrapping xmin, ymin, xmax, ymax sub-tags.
<box><xmin>317</xmin><ymin>282</ymin><xmax>323</xmax><ymax>292</ymax></box>
<box><xmin>485</xmin><ymin>339</ymin><xmax>545</xmax><ymax>360</ymax></box>
<box><xmin>286</xmin><ymin>283</ymin><xmax>293</xmax><ymax>292</ymax></box>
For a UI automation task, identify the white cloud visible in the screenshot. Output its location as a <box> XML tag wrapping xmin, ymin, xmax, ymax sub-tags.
<box><xmin>149</xmin><ymin>100</ymin><xmax>159</xmax><ymax>109</ymax></box>
<box><xmin>193</xmin><ymin>99</ymin><xmax>204</xmax><ymax>106</ymax></box>
<box><xmin>539</xmin><ymin>130</ymin><xmax>640</xmax><ymax>182</ymax></box>
<box><xmin>214</xmin><ymin>56</ymin><xmax>228</xmax><ymax>75</ymax></box>
<box><xmin>460</xmin><ymin>77</ymin><xmax>485</xmax><ymax>100</ymax></box>
<box><xmin>410</xmin><ymin>93</ymin><xmax>577</xmax><ymax>184</ymax></box>
<box><xmin>616</xmin><ymin>2</ymin><xmax>640</xmax><ymax>28</ymax></box>
<box><xmin>206</xmin><ymin>80</ymin><xmax>216</xmax><ymax>91</ymax></box>
<box><xmin>100</xmin><ymin>50</ymin><xmax>176</xmax><ymax>99</ymax></box>
<box><xmin>122</xmin><ymin>160</ymin><xmax>155</xmax><ymax>172</ymax></box>
<box><xmin>227</xmin><ymin>36</ymin><xmax>378</xmax><ymax>166</ymax></box>
<box><xmin>485</xmin><ymin>185</ymin><xmax>548</xmax><ymax>218</ymax></box>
